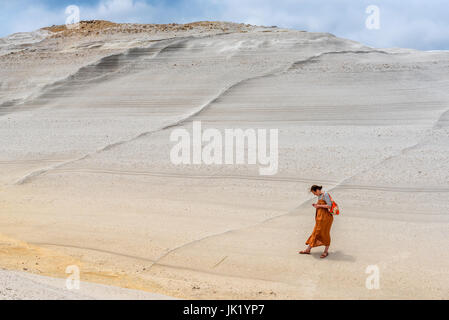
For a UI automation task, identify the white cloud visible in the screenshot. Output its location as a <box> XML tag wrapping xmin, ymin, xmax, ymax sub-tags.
<box><xmin>83</xmin><ymin>0</ymin><xmax>155</xmax><ymax>23</ymax></box>
<box><xmin>1</xmin><ymin>4</ymin><xmax>64</xmax><ymax>36</ymax></box>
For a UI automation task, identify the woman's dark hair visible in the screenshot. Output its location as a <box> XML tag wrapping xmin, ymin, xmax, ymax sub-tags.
<box><xmin>310</xmin><ymin>185</ymin><xmax>323</xmax><ymax>192</ymax></box>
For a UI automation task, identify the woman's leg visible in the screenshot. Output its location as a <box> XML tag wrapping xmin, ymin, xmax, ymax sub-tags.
<box><xmin>299</xmin><ymin>245</ymin><xmax>312</xmax><ymax>254</ymax></box>
<box><xmin>320</xmin><ymin>246</ymin><xmax>329</xmax><ymax>258</ymax></box>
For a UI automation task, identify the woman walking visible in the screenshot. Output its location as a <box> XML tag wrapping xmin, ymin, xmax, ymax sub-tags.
<box><xmin>299</xmin><ymin>185</ymin><xmax>334</xmax><ymax>258</ymax></box>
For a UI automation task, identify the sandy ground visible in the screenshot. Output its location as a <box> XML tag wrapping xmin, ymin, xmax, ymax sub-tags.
<box><xmin>0</xmin><ymin>268</ymin><xmax>174</xmax><ymax>300</ymax></box>
<box><xmin>1</xmin><ymin>21</ymin><xmax>448</xmax><ymax>299</ymax></box>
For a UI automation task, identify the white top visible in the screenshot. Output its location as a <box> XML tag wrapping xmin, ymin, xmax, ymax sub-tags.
<box><xmin>318</xmin><ymin>192</ymin><xmax>332</xmax><ymax>207</ymax></box>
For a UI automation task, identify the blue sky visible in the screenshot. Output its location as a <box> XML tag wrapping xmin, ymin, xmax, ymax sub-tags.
<box><xmin>1</xmin><ymin>0</ymin><xmax>448</xmax><ymax>50</ymax></box>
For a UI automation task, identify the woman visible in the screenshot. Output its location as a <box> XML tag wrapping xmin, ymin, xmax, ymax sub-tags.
<box><xmin>299</xmin><ymin>185</ymin><xmax>334</xmax><ymax>258</ymax></box>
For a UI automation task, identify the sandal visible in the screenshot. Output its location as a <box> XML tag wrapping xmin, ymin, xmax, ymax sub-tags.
<box><xmin>299</xmin><ymin>250</ymin><xmax>311</xmax><ymax>255</ymax></box>
<box><xmin>320</xmin><ymin>252</ymin><xmax>329</xmax><ymax>259</ymax></box>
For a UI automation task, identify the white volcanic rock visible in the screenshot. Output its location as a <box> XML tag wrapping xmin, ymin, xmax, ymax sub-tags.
<box><xmin>0</xmin><ymin>30</ymin><xmax>51</xmax><ymax>56</ymax></box>
<box><xmin>0</xmin><ymin>21</ymin><xmax>448</xmax><ymax>299</ymax></box>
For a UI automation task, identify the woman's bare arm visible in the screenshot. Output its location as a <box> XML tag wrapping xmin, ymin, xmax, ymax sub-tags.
<box><xmin>312</xmin><ymin>203</ymin><xmax>331</xmax><ymax>209</ymax></box>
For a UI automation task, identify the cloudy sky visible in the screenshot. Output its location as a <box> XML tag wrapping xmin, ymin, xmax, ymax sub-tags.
<box><xmin>1</xmin><ymin>0</ymin><xmax>448</xmax><ymax>50</ymax></box>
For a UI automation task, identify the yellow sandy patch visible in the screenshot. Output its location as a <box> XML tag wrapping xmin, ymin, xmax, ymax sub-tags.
<box><xmin>0</xmin><ymin>233</ymin><xmax>166</xmax><ymax>295</ymax></box>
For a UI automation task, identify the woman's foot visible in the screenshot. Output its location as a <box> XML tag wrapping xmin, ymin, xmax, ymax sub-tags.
<box><xmin>320</xmin><ymin>252</ymin><xmax>329</xmax><ymax>259</ymax></box>
<box><xmin>299</xmin><ymin>250</ymin><xmax>311</xmax><ymax>254</ymax></box>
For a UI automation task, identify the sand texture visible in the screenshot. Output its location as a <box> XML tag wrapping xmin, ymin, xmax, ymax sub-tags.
<box><xmin>1</xmin><ymin>21</ymin><xmax>448</xmax><ymax>299</ymax></box>
<box><xmin>0</xmin><ymin>268</ymin><xmax>174</xmax><ymax>300</ymax></box>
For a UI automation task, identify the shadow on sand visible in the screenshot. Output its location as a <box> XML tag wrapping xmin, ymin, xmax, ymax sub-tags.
<box><xmin>310</xmin><ymin>250</ymin><xmax>356</xmax><ymax>262</ymax></box>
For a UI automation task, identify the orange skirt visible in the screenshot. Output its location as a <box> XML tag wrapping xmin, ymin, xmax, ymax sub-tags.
<box><xmin>306</xmin><ymin>200</ymin><xmax>333</xmax><ymax>247</ymax></box>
